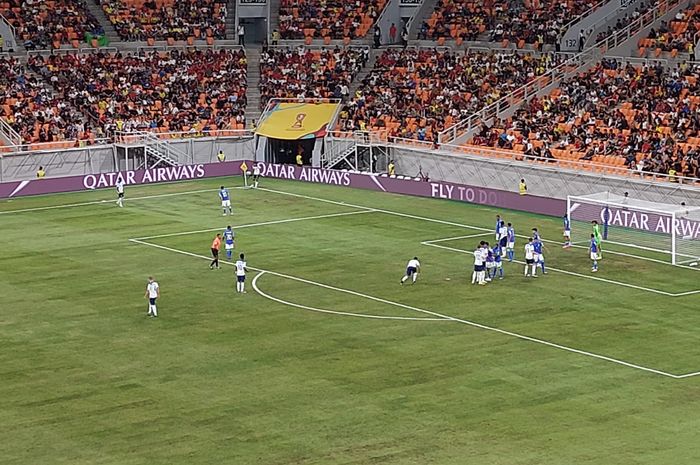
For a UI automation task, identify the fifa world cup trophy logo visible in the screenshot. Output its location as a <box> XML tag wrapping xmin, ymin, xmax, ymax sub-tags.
<box><xmin>292</xmin><ymin>113</ymin><xmax>306</xmax><ymax>129</ymax></box>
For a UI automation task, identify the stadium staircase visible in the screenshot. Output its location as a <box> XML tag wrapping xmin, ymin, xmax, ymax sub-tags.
<box><xmin>244</xmin><ymin>48</ymin><xmax>263</xmax><ymax>126</ymax></box>
<box><xmin>115</xmin><ymin>132</ymin><xmax>189</xmax><ymax>168</ymax></box>
<box><xmin>226</xmin><ymin>0</ymin><xmax>237</xmax><ymax>40</ymax></box>
<box><xmin>348</xmin><ymin>49</ymin><xmax>378</xmax><ymax>97</ymax></box>
<box><xmin>269</xmin><ymin>0</ymin><xmax>280</xmax><ymax>34</ymax></box>
<box><xmin>408</xmin><ymin>0</ymin><xmax>439</xmax><ymax>39</ymax></box>
<box><xmin>84</xmin><ymin>1</ymin><xmax>122</xmax><ymax>45</ymax></box>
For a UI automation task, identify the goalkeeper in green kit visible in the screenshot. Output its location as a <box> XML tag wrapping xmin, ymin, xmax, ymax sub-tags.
<box><xmin>592</xmin><ymin>220</ymin><xmax>603</xmax><ymax>257</ymax></box>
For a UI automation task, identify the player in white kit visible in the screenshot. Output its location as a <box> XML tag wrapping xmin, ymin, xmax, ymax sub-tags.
<box><xmin>235</xmin><ymin>253</ymin><xmax>248</xmax><ymax>293</ymax></box>
<box><xmin>472</xmin><ymin>244</ymin><xmax>486</xmax><ymax>285</ymax></box>
<box><xmin>524</xmin><ymin>238</ymin><xmax>537</xmax><ymax>277</ymax></box>
<box><xmin>400</xmin><ymin>257</ymin><xmax>421</xmax><ymax>285</ymax></box>
<box><xmin>252</xmin><ymin>165</ymin><xmax>261</xmax><ymax>188</ymax></box>
<box><xmin>144</xmin><ymin>276</ymin><xmax>160</xmax><ymax>317</ymax></box>
<box><xmin>116</xmin><ymin>180</ymin><xmax>125</xmax><ymax>207</ymax></box>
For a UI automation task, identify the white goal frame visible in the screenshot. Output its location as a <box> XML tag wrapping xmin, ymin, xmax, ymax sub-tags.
<box><xmin>567</xmin><ymin>192</ymin><xmax>700</xmax><ymax>266</ymax></box>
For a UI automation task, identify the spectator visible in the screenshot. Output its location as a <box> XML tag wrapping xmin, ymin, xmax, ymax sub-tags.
<box><xmin>271</xmin><ymin>29</ymin><xmax>280</xmax><ymax>45</ymax></box>
<box><xmin>374</xmin><ymin>26</ymin><xmax>381</xmax><ymax>48</ymax></box>
<box><xmin>389</xmin><ymin>23</ymin><xmax>397</xmax><ymax>44</ymax></box>
<box><xmin>278</xmin><ymin>0</ymin><xmax>387</xmax><ymax>40</ymax></box>
<box><xmin>260</xmin><ymin>46</ymin><xmax>368</xmax><ymax>108</ymax></box>
<box><xmin>238</xmin><ymin>23</ymin><xmax>245</xmax><ymax>46</ymax></box>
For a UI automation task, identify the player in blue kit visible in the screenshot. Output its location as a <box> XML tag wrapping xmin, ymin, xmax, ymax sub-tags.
<box><xmin>223</xmin><ymin>225</ymin><xmax>235</xmax><ymax>260</ymax></box>
<box><xmin>533</xmin><ymin>236</ymin><xmax>547</xmax><ymax>274</ymax></box>
<box><xmin>589</xmin><ymin>234</ymin><xmax>600</xmax><ymax>272</ymax></box>
<box><xmin>492</xmin><ymin>243</ymin><xmax>504</xmax><ymax>279</ymax></box>
<box><xmin>485</xmin><ymin>246</ymin><xmax>495</xmax><ymax>282</ymax></box>
<box><xmin>495</xmin><ymin>215</ymin><xmax>502</xmax><ymax>241</ymax></box>
<box><xmin>563</xmin><ymin>214</ymin><xmax>571</xmax><ymax>248</ymax></box>
<box><xmin>531</xmin><ymin>227</ymin><xmax>540</xmax><ymax>242</ymax></box>
<box><xmin>506</xmin><ymin>223</ymin><xmax>516</xmax><ymax>261</ymax></box>
<box><xmin>219</xmin><ymin>186</ymin><xmax>232</xmax><ymax>216</ymax></box>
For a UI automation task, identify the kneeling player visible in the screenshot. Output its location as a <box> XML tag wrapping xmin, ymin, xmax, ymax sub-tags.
<box><xmin>400</xmin><ymin>257</ymin><xmax>421</xmax><ymax>285</ymax></box>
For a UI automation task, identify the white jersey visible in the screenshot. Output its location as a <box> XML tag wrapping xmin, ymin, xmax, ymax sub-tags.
<box><xmin>147</xmin><ymin>281</ymin><xmax>159</xmax><ymax>298</ymax></box>
<box><xmin>498</xmin><ymin>226</ymin><xmax>507</xmax><ymax>240</ymax></box>
<box><xmin>235</xmin><ymin>260</ymin><xmax>247</xmax><ymax>276</ymax></box>
<box><xmin>524</xmin><ymin>243</ymin><xmax>535</xmax><ymax>260</ymax></box>
<box><xmin>407</xmin><ymin>259</ymin><xmax>420</xmax><ymax>269</ymax></box>
<box><xmin>253</xmin><ymin>166</ymin><xmax>261</xmax><ymax>176</ymax></box>
<box><xmin>473</xmin><ymin>250</ymin><xmax>484</xmax><ymax>265</ymax></box>
<box><xmin>116</xmin><ymin>180</ymin><xmax>125</xmax><ymax>194</ymax></box>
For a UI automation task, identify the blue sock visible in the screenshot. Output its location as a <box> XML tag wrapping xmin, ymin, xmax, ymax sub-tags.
<box><xmin>499</xmin><ymin>267</ymin><xmax>504</xmax><ymax>277</ymax></box>
<box><xmin>227</xmin><ymin>250</ymin><xmax>232</xmax><ymax>259</ymax></box>
<box><xmin>540</xmin><ymin>260</ymin><xmax>545</xmax><ymax>273</ymax></box>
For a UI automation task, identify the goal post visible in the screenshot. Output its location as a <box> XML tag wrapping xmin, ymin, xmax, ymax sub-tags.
<box><xmin>567</xmin><ymin>192</ymin><xmax>700</xmax><ymax>266</ymax></box>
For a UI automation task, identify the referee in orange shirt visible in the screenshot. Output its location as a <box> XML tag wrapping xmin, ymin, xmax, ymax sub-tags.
<box><xmin>210</xmin><ymin>233</ymin><xmax>222</xmax><ymax>269</ymax></box>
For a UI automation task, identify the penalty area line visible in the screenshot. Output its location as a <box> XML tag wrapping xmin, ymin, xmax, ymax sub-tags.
<box><xmin>130</xmin><ymin>209</ymin><xmax>377</xmax><ymax>240</ymax></box>
<box><xmin>130</xmin><ymin>238</ymin><xmax>698</xmax><ymax>379</ymax></box>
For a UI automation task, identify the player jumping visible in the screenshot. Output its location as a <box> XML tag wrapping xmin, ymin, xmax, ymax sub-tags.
<box><xmin>400</xmin><ymin>257</ymin><xmax>421</xmax><ymax>285</ymax></box>
<box><xmin>223</xmin><ymin>225</ymin><xmax>235</xmax><ymax>260</ymax></box>
<box><xmin>219</xmin><ymin>185</ymin><xmax>232</xmax><ymax>216</ymax></box>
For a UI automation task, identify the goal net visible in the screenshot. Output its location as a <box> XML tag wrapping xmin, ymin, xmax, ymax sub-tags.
<box><xmin>567</xmin><ymin>192</ymin><xmax>700</xmax><ymax>266</ymax></box>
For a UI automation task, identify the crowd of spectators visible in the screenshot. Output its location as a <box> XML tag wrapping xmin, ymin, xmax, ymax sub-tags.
<box><xmin>0</xmin><ymin>0</ymin><xmax>104</xmax><ymax>49</ymax></box>
<box><xmin>1</xmin><ymin>57</ymin><xmax>90</xmax><ymax>145</ymax></box>
<box><xmin>259</xmin><ymin>46</ymin><xmax>369</xmax><ymax>107</ymax></box>
<box><xmin>419</xmin><ymin>0</ymin><xmax>597</xmax><ymax>48</ymax></box>
<box><xmin>474</xmin><ymin>59</ymin><xmax>700</xmax><ymax>179</ymax></box>
<box><xmin>28</xmin><ymin>48</ymin><xmax>248</xmax><ymax>135</ymax></box>
<box><xmin>641</xmin><ymin>4</ymin><xmax>700</xmax><ymax>56</ymax></box>
<box><xmin>99</xmin><ymin>0</ymin><xmax>227</xmax><ymax>41</ymax></box>
<box><xmin>278</xmin><ymin>0</ymin><xmax>386</xmax><ymax>39</ymax></box>
<box><xmin>337</xmin><ymin>48</ymin><xmax>563</xmax><ymax>141</ymax></box>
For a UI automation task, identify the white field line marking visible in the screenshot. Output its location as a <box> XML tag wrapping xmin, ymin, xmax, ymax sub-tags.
<box><xmin>129</xmin><ymin>238</ymin><xmax>698</xmax><ymax>379</ymax></box>
<box><xmin>259</xmin><ymin>187</ymin><xmax>700</xmax><ymax>295</ymax></box>
<box><xmin>423</xmin><ymin>241</ymin><xmax>680</xmax><ymax>297</ymax></box>
<box><xmin>422</xmin><ymin>232</ymin><xmax>493</xmax><ymax>244</ymax></box>
<box><xmin>251</xmin><ymin>271</ymin><xmax>447</xmax><ymax>322</ymax></box>
<box><xmin>0</xmin><ymin>187</ymin><xmax>244</xmax><ymax>215</ymax></box>
<box><xmin>131</xmin><ymin>209</ymin><xmax>377</xmax><ymax>241</ymax></box>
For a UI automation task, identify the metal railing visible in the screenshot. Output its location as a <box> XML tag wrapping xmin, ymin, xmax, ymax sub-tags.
<box><xmin>436</xmin><ymin>49</ymin><xmax>594</xmax><ymax>144</ymax></box>
<box><xmin>0</xmin><ymin>119</ymin><xmax>22</xmax><ymax>147</ymax></box>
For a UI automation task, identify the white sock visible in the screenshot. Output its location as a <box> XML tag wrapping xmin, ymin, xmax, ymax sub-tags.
<box><xmin>147</xmin><ymin>305</ymin><xmax>152</xmax><ymax>315</ymax></box>
<box><xmin>471</xmin><ymin>271</ymin><xmax>476</xmax><ymax>284</ymax></box>
<box><xmin>412</xmin><ymin>273</ymin><xmax>417</xmax><ymax>283</ymax></box>
<box><xmin>524</xmin><ymin>265</ymin><xmax>528</xmax><ymax>276</ymax></box>
<box><xmin>152</xmin><ymin>305</ymin><xmax>157</xmax><ymax>316</ymax></box>
<box><xmin>240</xmin><ymin>282</ymin><xmax>245</xmax><ymax>293</ymax></box>
<box><xmin>478</xmin><ymin>271</ymin><xmax>484</xmax><ymax>283</ymax></box>
<box><xmin>531</xmin><ymin>264</ymin><xmax>537</xmax><ymax>276</ymax></box>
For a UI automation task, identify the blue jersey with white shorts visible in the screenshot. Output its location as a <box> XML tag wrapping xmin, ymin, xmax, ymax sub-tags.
<box><xmin>219</xmin><ymin>189</ymin><xmax>230</xmax><ymax>201</ymax></box>
<box><xmin>563</xmin><ymin>216</ymin><xmax>571</xmax><ymax>232</ymax></box>
<box><xmin>507</xmin><ymin>227</ymin><xmax>515</xmax><ymax>245</ymax></box>
<box><xmin>223</xmin><ymin>229</ymin><xmax>234</xmax><ymax>244</ymax></box>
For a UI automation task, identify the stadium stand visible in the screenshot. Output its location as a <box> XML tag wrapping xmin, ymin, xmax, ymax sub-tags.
<box><xmin>99</xmin><ymin>0</ymin><xmax>228</xmax><ymax>41</ymax></box>
<box><xmin>422</xmin><ymin>0</ymin><xmax>598</xmax><ymax>47</ymax></box>
<box><xmin>278</xmin><ymin>0</ymin><xmax>386</xmax><ymax>40</ymax></box>
<box><xmin>1</xmin><ymin>56</ymin><xmax>91</xmax><ymax>146</ymax></box>
<box><xmin>471</xmin><ymin>58</ymin><xmax>700</xmax><ymax>179</ymax></box>
<box><xmin>28</xmin><ymin>48</ymin><xmax>247</xmax><ymax>136</ymax></box>
<box><xmin>0</xmin><ymin>0</ymin><xmax>104</xmax><ymax>49</ymax></box>
<box><xmin>337</xmin><ymin>48</ymin><xmax>564</xmax><ymax>141</ymax></box>
<box><xmin>639</xmin><ymin>3</ymin><xmax>700</xmax><ymax>57</ymax></box>
<box><xmin>259</xmin><ymin>46</ymin><xmax>369</xmax><ymax>107</ymax></box>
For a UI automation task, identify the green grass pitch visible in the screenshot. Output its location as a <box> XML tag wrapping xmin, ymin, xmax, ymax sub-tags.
<box><xmin>1</xmin><ymin>176</ymin><xmax>700</xmax><ymax>465</ymax></box>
